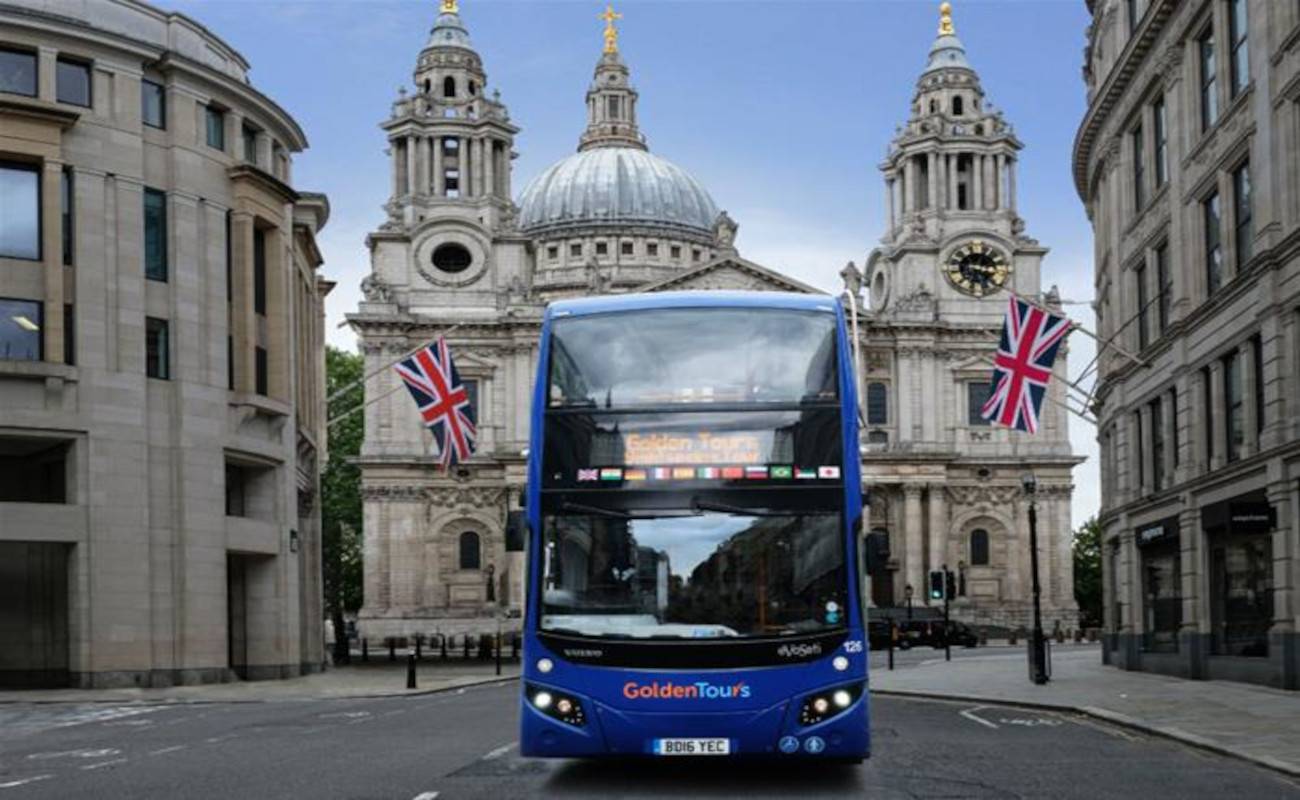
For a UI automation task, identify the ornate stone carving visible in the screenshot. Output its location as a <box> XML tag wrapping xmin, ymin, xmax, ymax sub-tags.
<box><xmin>361</xmin><ymin>273</ymin><xmax>392</xmax><ymax>303</ymax></box>
<box><xmin>362</xmin><ymin>485</ymin><xmax>428</xmax><ymax>502</ymax></box>
<box><xmin>426</xmin><ymin>486</ymin><xmax>508</xmax><ymax>510</ymax></box>
<box><xmin>840</xmin><ymin>261</ymin><xmax>863</xmax><ymax>300</ymax></box>
<box><xmin>713</xmin><ymin>211</ymin><xmax>738</xmax><ymax>253</ymax></box>
<box><xmin>894</xmin><ymin>284</ymin><xmax>936</xmax><ymax>314</ymax></box>
<box><xmin>947</xmin><ymin>485</ymin><xmax>1021</xmax><ymax>507</ymax></box>
<box><xmin>585</xmin><ymin>257</ymin><xmax>612</xmax><ymax>294</ymax></box>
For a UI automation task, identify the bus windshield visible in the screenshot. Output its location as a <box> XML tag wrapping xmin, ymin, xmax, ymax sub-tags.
<box><xmin>541</xmin><ymin>511</ymin><xmax>846</xmax><ymax>640</ymax></box>
<box><xmin>548</xmin><ymin>308</ymin><xmax>838</xmax><ymax>409</ymax></box>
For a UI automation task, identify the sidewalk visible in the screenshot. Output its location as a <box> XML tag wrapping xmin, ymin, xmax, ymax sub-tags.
<box><xmin>0</xmin><ymin>660</ymin><xmax>520</xmax><ymax>705</ymax></box>
<box><xmin>871</xmin><ymin>644</ymin><xmax>1300</xmax><ymax>777</ymax></box>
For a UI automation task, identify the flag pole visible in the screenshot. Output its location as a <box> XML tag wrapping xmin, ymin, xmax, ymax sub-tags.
<box><xmin>327</xmin><ymin>382</ymin><xmax>405</xmax><ymax>429</ymax></box>
<box><xmin>1007</xmin><ymin>289</ymin><xmax>1147</xmax><ymax>370</ymax></box>
<box><xmin>326</xmin><ymin>323</ymin><xmax>464</xmax><ymax>406</ymax></box>
<box><xmin>974</xmin><ymin>355</ymin><xmax>1096</xmax><ymax>427</ymax></box>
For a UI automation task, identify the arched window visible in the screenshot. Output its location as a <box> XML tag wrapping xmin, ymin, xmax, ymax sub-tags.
<box><xmin>953</xmin><ymin>95</ymin><xmax>964</xmax><ymax>116</ymax></box>
<box><xmin>443</xmin><ymin>76</ymin><xmax>456</xmax><ymax>99</ymax></box>
<box><xmin>459</xmin><ymin>531</ymin><xmax>481</xmax><ymax>570</ymax></box>
<box><xmin>469</xmin><ymin>80</ymin><xmax>478</xmax><ymax>96</ymax></box>
<box><xmin>424</xmin><ymin>79</ymin><xmax>431</xmax><ymax>95</ymax></box>
<box><xmin>866</xmin><ymin>382</ymin><xmax>889</xmax><ymax>426</ymax></box>
<box><xmin>969</xmin><ymin>528</ymin><xmax>990</xmax><ymax>566</ymax></box>
<box><xmin>929</xmin><ymin>99</ymin><xmax>938</xmax><ymax>113</ymax></box>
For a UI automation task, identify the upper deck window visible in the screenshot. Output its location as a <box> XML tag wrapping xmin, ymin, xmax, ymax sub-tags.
<box><xmin>548</xmin><ymin>308</ymin><xmax>838</xmax><ymax>409</ymax></box>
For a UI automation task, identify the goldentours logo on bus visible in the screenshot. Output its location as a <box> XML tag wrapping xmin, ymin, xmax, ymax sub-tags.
<box><xmin>622</xmin><ymin>680</ymin><xmax>752</xmax><ymax>700</ymax></box>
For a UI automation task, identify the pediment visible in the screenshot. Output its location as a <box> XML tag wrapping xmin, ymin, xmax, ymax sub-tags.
<box><xmin>636</xmin><ymin>256</ymin><xmax>821</xmax><ymax>295</ymax></box>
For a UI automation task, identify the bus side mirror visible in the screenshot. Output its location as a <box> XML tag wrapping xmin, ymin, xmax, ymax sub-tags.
<box><xmin>505</xmin><ymin>511</ymin><xmax>527</xmax><ymax>552</ymax></box>
<box><xmin>864</xmin><ymin>532</ymin><xmax>890</xmax><ymax>576</ymax></box>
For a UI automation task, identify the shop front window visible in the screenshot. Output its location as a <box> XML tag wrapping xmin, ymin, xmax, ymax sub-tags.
<box><xmin>1210</xmin><ymin>533</ymin><xmax>1273</xmax><ymax>657</ymax></box>
<box><xmin>1140</xmin><ymin>538</ymin><xmax>1180</xmax><ymax>653</ymax></box>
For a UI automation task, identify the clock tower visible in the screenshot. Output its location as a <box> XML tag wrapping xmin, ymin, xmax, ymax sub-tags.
<box><xmin>857</xmin><ymin>2</ymin><xmax>1080</xmax><ymax>631</ymax></box>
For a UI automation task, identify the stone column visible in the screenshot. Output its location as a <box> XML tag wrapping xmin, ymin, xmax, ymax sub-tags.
<box><xmin>886</xmin><ymin>177</ymin><xmax>896</xmax><ymax>233</ymax></box>
<box><xmin>972</xmin><ymin>153</ymin><xmax>983</xmax><ymax>212</ymax></box>
<box><xmin>996</xmin><ymin>153</ymin><xmax>1007</xmax><ymax>210</ymax></box>
<box><xmin>1161</xmin><ymin>390</ymin><xmax>1177</xmax><ymax>489</ymax></box>
<box><xmin>1139</xmin><ymin>404</ymin><xmax>1153</xmax><ymax>496</ymax></box>
<box><xmin>1240</xmin><ymin>341</ymin><xmax>1259</xmax><ymax>457</ymax></box>
<box><xmin>936</xmin><ymin>152</ymin><xmax>947</xmax><ymax>211</ymax></box>
<box><xmin>926</xmin><ymin>151</ymin><xmax>938</xmax><ymax>211</ymax></box>
<box><xmin>484</xmin><ymin>138</ymin><xmax>496</xmax><ymax>199</ymax></box>
<box><xmin>41</xmin><ymin>161</ymin><xmax>64</xmax><ymax>363</ymax></box>
<box><xmin>405</xmin><ymin>135</ymin><xmax>417</xmax><ymax>196</ymax></box>
<box><xmin>947</xmin><ymin>154</ymin><xmax>957</xmax><ymax>209</ymax></box>
<box><xmin>416</xmin><ymin>136</ymin><xmax>430</xmax><ymax>196</ymax></box>
<box><xmin>927</xmin><ymin>485</ymin><xmax>947</xmax><ymax>592</ymax></box>
<box><xmin>1209</xmin><ymin>360</ymin><xmax>1226</xmax><ymax>470</ymax></box>
<box><xmin>433</xmin><ymin>137</ymin><xmax>445</xmax><ymax>197</ymax></box>
<box><xmin>904</xmin><ymin>485</ymin><xmax>924</xmax><ymax>603</ymax></box>
<box><xmin>903</xmin><ymin>158</ymin><xmax>915</xmax><ymax>214</ymax></box>
<box><xmin>391</xmin><ymin>141</ymin><xmax>402</xmax><ymax>199</ymax></box>
<box><xmin>230</xmin><ymin>211</ymin><xmax>257</xmax><ymax>394</ymax></box>
<box><xmin>1008</xmin><ymin>158</ymin><xmax>1018</xmax><ymax>212</ymax></box>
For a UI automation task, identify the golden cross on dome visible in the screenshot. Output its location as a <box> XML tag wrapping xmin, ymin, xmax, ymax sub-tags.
<box><xmin>441</xmin><ymin>0</ymin><xmax>458</xmax><ymax>14</ymax></box>
<box><xmin>600</xmin><ymin>4</ymin><xmax>623</xmax><ymax>54</ymax></box>
<box><xmin>938</xmin><ymin>1</ymin><xmax>955</xmax><ymax>36</ymax></box>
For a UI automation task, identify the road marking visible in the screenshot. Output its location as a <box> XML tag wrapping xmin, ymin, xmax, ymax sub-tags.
<box><xmin>412</xmin><ymin>793</ymin><xmax>439</xmax><ymax>800</ymax></box>
<box><xmin>483</xmin><ymin>742</ymin><xmax>516</xmax><ymax>761</ymax></box>
<box><xmin>81</xmin><ymin>759</ymin><xmax>128</xmax><ymax>771</ymax></box>
<box><xmin>320</xmin><ymin>711</ymin><xmax>371</xmax><ymax>720</ymax></box>
<box><xmin>998</xmin><ymin>716</ymin><xmax>1063</xmax><ymax>728</ymax></box>
<box><xmin>205</xmin><ymin>734</ymin><xmax>237</xmax><ymax>744</ymax></box>
<box><xmin>148</xmin><ymin>745</ymin><xmax>187</xmax><ymax>756</ymax></box>
<box><xmin>959</xmin><ymin>706</ymin><xmax>1000</xmax><ymax>729</ymax></box>
<box><xmin>28</xmin><ymin>748</ymin><xmax>120</xmax><ymax>760</ymax></box>
<box><xmin>0</xmin><ymin>775</ymin><xmax>54</xmax><ymax>789</ymax></box>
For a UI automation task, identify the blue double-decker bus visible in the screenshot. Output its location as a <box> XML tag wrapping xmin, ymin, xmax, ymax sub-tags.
<box><xmin>520</xmin><ymin>291</ymin><xmax>868</xmax><ymax>761</ymax></box>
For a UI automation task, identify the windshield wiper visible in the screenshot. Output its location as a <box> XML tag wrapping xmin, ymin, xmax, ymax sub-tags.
<box><xmin>559</xmin><ymin>500</ymin><xmax>635</xmax><ymax>520</ymax></box>
<box><xmin>691</xmin><ymin>498</ymin><xmax>789</xmax><ymax>518</ymax></box>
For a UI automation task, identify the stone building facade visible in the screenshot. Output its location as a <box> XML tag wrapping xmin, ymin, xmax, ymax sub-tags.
<box><xmin>352</xmin><ymin>3</ymin><xmax>1079</xmax><ymax>639</ymax></box>
<box><xmin>0</xmin><ymin>0</ymin><xmax>332</xmax><ymax>688</ymax></box>
<box><xmin>1079</xmin><ymin>0</ymin><xmax>1299</xmax><ymax>689</ymax></box>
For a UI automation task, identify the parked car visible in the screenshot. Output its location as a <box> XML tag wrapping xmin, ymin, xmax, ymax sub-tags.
<box><xmin>928</xmin><ymin>619</ymin><xmax>980</xmax><ymax>648</ymax></box>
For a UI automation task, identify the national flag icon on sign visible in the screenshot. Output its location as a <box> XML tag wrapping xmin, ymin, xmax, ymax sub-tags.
<box><xmin>818</xmin><ymin>466</ymin><xmax>841</xmax><ymax>479</ymax></box>
<box><xmin>795</xmin><ymin>468</ymin><xmax>817</xmax><ymax>480</ymax></box>
<box><xmin>672</xmin><ymin>467</ymin><xmax>696</xmax><ymax>480</ymax></box>
<box><xmin>745</xmin><ymin>466</ymin><xmax>768</xmax><ymax>479</ymax></box>
<box><xmin>577</xmin><ymin>469</ymin><xmax>599</xmax><ymax>482</ymax></box>
<box><xmin>599</xmin><ymin>468</ymin><xmax>623</xmax><ymax>481</ymax></box>
<box><xmin>769</xmin><ymin>466</ymin><xmax>794</xmax><ymax>479</ymax></box>
<box><xmin>651</xmin><ymin>467</ymin><xmax>672</xmax><ymax>480</ymax></box>
<box><xmin>721</xmin><ymin>466</ymin><xmax>744</xmax><ymax>480</ymax></box>
<box><xmin>624</xmin><ymin>469</ymin><xmax>648</xmax><ymax>481</ymax></box>
<box><xmin>697</xmin><ymin>467</ymin><xmax>719</xmax><ymax>479</ymax></box>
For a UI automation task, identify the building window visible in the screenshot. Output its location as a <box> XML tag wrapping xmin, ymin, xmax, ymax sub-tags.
<box><xmin>1150</xmin><ymin>397</ymin><xmax>1164</xmax><ymax>490</ymax></box>
<box><xmin>61</xmin><ymin>167</ymin><xmax>73</xmax><ymax>266</ymax></box>
<box><xmin>1224</xmin><ymin>350</ymin><xmax>1242</xmax><ymax>462</ymax></box>
<box><xmin>144</xmin><ymin>188</ymin><xmax>168</xmax><ymax>281</ymax></box>
<box><xmin>253</xmin><ymin>227</ymin><xmax>267</xmax><ymax>315</ymax></box>
<box><xmin>647</xmin><ymin>242</ymin><xmax>659</xmax><ymax>257</ymax></box>
<box><xmin>0</xmin><ymin>161</ymin><xmax>40</xmax><ymax>260</ymax></box>
<box><xmin>1153</xmin><ymin>96</ymin><xmax>1167</xmax><ymax>187</ymax></box>
<box><xmin>1210</xmin><ymin>531</ymin><xmax>1272</xmax><ymax>657</ymax></box>
<box><xmin>969</xmin><ymin>529</ymin><xmax>989</xmax><ymax>566</ymax></box>
<box><xmin>620</xmin><ymin>241</ymin><xmax>634</xmax><ymax>256</ymax></box>
<box><xmin>595</xmin><ymin>241</ymin><xmax>608</xmax><ymax>256</ymax></box>
<box><xmin>141</xmin><ymin>79</ymin><xmax>165</xmax><ymax>129</ymax></box>
<box><xmin>1131</xmin><ymin>124</ymin><xmax>1145</xmax><ymax>212</ymax></box>
<box><xmin>607</xmin><ymin>95</ymin><xmax>621</xmax><ymax>120</ymax></box>
<box><xmin>569</xmin><ymin>243</ymin><xmax>582</xmax><ymax>258</ymax></box>
<box><xmin>1204</xmin><ymin>191</ymin><xmax>1222</xmax><ymax>295</ymax></box>
<box><xmin>145</xmin><ymin>317</ymin><xmax>169</xmax><ymax>379</ymax></box>
<box><xmin>227</xmin><ymin>336</ymin><xmax>234</xmax><ymax>391</ymax></box>
<box><xmin>693</xmin><ymin>249</ymin><xmax>702</xmax><ymax>262</ymax></box>
<box><xmin>443</xmin><ymin>76</ymin><xmax>456</xmax><ymax>98</ymax></box>
<box><xmin>967</xmin><ymin>381</ymin><xmax>991</xmax><ymax>426</ymax></box>
<box><xmin>225</xmin><ymin>211</ymin><xmax>233</xmax><ymax>302</ymax></box>
<box><xmin>1201</xmin><ymin>366</ymin><xmax>1215</xmax><ymax>465</ymax></box>
<box><xmin>242</xmin><ymin>124</ymin><xmax>259</xmax><ymax>166</ymax></box>
<box><xmin>1125</xmin><ymin>0</ymin><xmax>1139</xmax><ymax>33</ymax></box>
<box><xmin>547</xmin><ymin>245</ymin><xmax>559</xmax><ymax>261</ymax></box>
<box><xmin>1233</xmin><ymin>161</ymin><xmax>1252</xmax><ymax>267</ymax></box>
<box><xmin>1169</xmin><ymin>388</ymin><xmax>1179</xmax><ymax>467</ymax></box>
<box><xmin>0</xmin><ymin>298</ymin><xmax>42</xmax><ymax>361</ymax></box>
<box><xmin>0</xmin><ymin>46</ymin><xmax>37</xmax><ymax>96</ymax></box>
<box><xmin>0</xmin><ymin>436</ymin><xmax>69</xmax><ymax>504</ymax></box>
<box><xmin>1199</xmin><ymin>28</ymin><xmax>1218</xmax><ymax>132</ymax></box>
<box><xmin>1135</xmin><ymin>261</ymin><xmax>1149</xmax><ymax>351</ymax></box>
<box><xmin>1141</xmin><ymin>533</ymin><xmax>1181</xmax><ymax>653</ymax></box>
<box><xmin>255</xmin><ymin>346</ymin><xmax>268</xmax><ymax>396</ymax></box>
<box><xmin>1251</xmin><ymin>335</ymin><xmax>1264</xmax><ymax>436</ymax></box>
<box><xmin>461</xmin><ymin>378</ymin><xmax>480</xmax><ymax>422</ymax></box>
<box><xmin>205</xmin><ymin>105</ymin><xmax>226</xmax><ymax>150</ymax></box>
<box><xmin>952</xmin><ymin>95</ymin><xmax>963</xmax><ymax>116</ymax></box>
<box><xmin>1155</xmin><ymin>242</ymin><xmax>1170</xmax><ymax>335</ymax></box>
<box><xmin>1228</xmin><ymin>0</ymin><xmax>1248</xmax><ymax>97</ymax></box>
<box><xmin>866</xmin><ymin>382</ymin><xmax>888</xmax><ymax>426</ymax></box>
<box><xmin>55</xmin><ymin>57</ymin><xmax>91</xmax><ymax>107</ymax></box>
<box><xmin>459</xmin><ymin>531</ymin><xmax>481</xmax><ymax>570</ymax></box>
<box><xmin>63</xmin><ymin>303</ymin><xmax>73</xmax><ymax>366</ymax></box>
<box><xmin>225</xmin><ymin>464</ymin><xmax>246</xmax><ymax>517</ymax></box>
<box><xmin>670</xmin><ymin>245</ymin><xmax>682</xmax><ymax>259</ymax></box>
<box><xmin>1134</xmin><ymin>410</ymin><xmax>1145</xmax><ymax>491</ymax></box>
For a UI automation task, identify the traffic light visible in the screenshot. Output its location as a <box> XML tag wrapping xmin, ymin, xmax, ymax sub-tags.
<box><xmin>946</xmin><ymin>570</ymin><xmax>957</xmax><ymax>600</ymax></box>
<box><xmin>928</xmin><ymin>570</ymin><xmax>945</xmax><ymax>601</ymax></box>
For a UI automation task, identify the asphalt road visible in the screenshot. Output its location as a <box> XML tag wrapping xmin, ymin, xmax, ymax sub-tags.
<box><xmin>0</xmin><ymin>682</ymin><xmax>1296</xmax><ymax>799</ymax></box>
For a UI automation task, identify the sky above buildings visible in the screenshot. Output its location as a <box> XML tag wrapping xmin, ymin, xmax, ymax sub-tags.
<box><xmin>166</xmin><ymin>0</ymin><xmax>1099</xmax><ymax>527</ymax></box>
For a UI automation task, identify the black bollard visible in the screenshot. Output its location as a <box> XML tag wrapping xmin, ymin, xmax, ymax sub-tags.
<box><xmin>406</xmin><ymin>653</ymin><xmax>417</xmax><ymax>690</ymax></box>
<box><xmin>463</xmin><ymin>634</ymin><xmax>471</xmax><ymax>659</ymax></box>
<box><xmin>495</xmin><ymin>631</ymin><xmax>502</xmax><ymax>676</ymax></box>
<box><xmin>511</xmin><ymin>633</ymin><xmax>519</xmax><ymax>661</ymax></box>
<box><xmin>441</xmin><ymin>634</ymin><xmax>448</xmax><ymax>661</ymax></box>
<box><xmin>888</xmin><ymin>623</ymin><xmax>895</xmax><ymax>671</ymax></box>
<box><xmin>362</xmin><ymin>638</ymin><xmax>369</xmax><ymax>662</ymax></box>
<box><xmin>388</xmin><ymin>638</ymin><xmax>396</xmax><ymax>662</ymax></box>
<box><xmin>415</xmin><ymin>635</ymin><xmax>422</xmax><ymax>661</ymax></box>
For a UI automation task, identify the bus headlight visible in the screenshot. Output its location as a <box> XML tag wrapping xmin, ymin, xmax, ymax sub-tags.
<box><xmin>832</xmin><ymin>655</ymin><xmax>849</xmax><ymax>672</ymax></box>
<box><xmin>799</xmin><ymin>682</ymin><xmax>865</xmax><ymax>727</ymax></box>
<box><xmin>526</xmin><ymin>684</ymin><xmax>586</xmax><ymax>727</ymax></box>
<box><xmin>536</xmin><ymin>658</ymin><xmax>554</xmax><ymax>674</ymax></box>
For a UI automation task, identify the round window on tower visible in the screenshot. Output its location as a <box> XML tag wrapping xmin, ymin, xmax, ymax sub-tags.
<box><xmin>432</xmin><ymin>243</ymin><xmax>473</xmax><ymax>274</ymax></box>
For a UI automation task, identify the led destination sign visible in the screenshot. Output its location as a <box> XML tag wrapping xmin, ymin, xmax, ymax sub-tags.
<box><xmin>624</xmin><ymin>432</ymin><xmax>763</xmax><ymax>466</ymax></box>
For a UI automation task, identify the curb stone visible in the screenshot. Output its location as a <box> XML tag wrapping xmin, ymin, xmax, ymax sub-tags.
<box><xmin>871</xmin><ymin>688</ymin><xmax>1300</xmax><ymax>780</ymax></box>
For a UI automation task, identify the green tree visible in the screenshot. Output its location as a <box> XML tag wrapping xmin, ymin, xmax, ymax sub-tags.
<box><xmin>322</xmin><ymin>346</ymin><xmax>365</xmax><ymax>663</ymax></box>
<box><xmin>1073</xmin><ymin>516</ymin><xmax>1103</xmax><ymax>629</ymax></box>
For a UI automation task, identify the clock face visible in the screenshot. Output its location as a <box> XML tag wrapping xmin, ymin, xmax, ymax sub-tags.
<box><xmin>945</xmin><ymin>241</ymin><xmax>1011</xmax><ymax>297</ymax></box>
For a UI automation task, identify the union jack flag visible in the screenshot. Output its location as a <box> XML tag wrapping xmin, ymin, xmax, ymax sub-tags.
<box><xmin>980</xmin><ymin>295</ymin><xmax>1072</xmax><ymax>434</ymax></box>
<box><xmin>394</xmin><ymin>338</ymin><xmax>477</xmax><ymax>468</ymax></box>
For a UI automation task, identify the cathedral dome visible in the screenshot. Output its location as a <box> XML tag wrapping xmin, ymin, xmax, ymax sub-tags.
<box><xmin>517</xmin><ymin>146</ymin><xmax>720</xmax><ymax>237</ymax></box>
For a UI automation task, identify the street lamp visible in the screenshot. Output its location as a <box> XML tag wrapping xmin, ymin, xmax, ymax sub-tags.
<box><xmin>1021</xmin><ymin>473</ymin><xmax>1049</xmax><ymax>685</ymax></box>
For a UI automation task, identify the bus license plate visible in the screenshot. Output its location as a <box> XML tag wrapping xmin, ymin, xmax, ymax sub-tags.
<box><xmin>653</xmin><ymin>738</ymin><xmax>731</xmax><ymax>756</ymax></box>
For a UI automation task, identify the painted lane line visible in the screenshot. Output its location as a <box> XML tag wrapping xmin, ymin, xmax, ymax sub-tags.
<box><xmin>959</xmin><ymin>706</ymin><xmax>1000</xmax><ymax>730</ymax></box>
<box><xmin>148</xmin><ymin>745</ymin><xmax>187</xmax><ymax>756</ymax></box>
<box><xmin>28</xmin><ymin>748</ymin><xmax>121</xmax><ymax>761</ymax></box>
<box><xmin>412</xmin><ymin>793</ymin><xmax>440</xmax><ymax>800</ymax></box>
<box><xmin>482</xmin><ymin>742</ymin><xmax>516</xmax><ymax>761</ymax></box>
<box><xmin>81</xmin><ymin>759</ymin><xmax>128</xmax><ymax>771</ymax></box>
<box><xmin>0</xmin><ymin>775</ymin><xmax>54</xmax><ymax>790</ymax></box>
